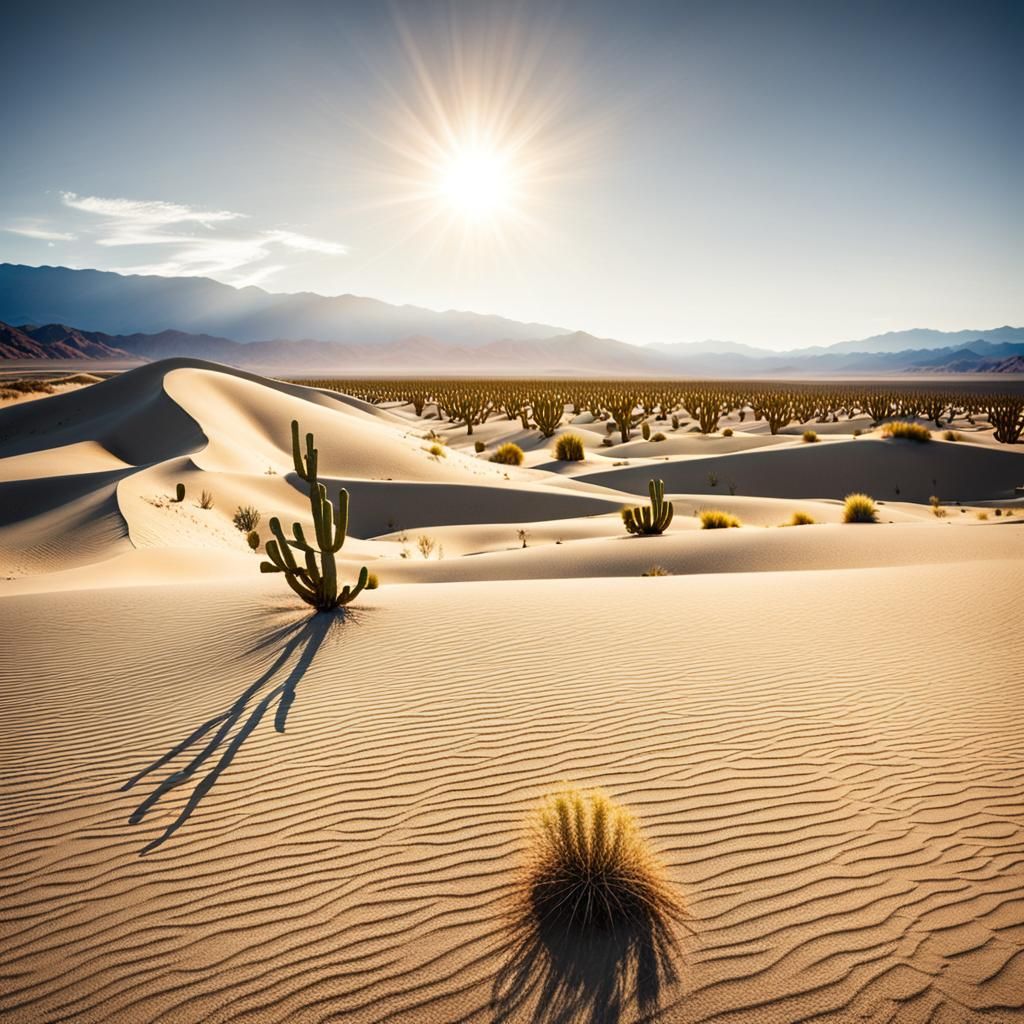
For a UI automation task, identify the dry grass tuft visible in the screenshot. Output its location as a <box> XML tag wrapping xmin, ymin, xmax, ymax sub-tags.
<box><xmin>843</xmin><ymin>493</ymin><xmax>878</xmax><ymax>523</ymax></box>
<box><xmin>554</xmin><ymin>433</ymin><xmax>586</xmax><ymax>461</ymax></box>
<box><xmin>942</xmin><ymin>430</ymin><xmax>963</xmax><ymax>442</ymax></box>
<box><xmin>490</xmin><ymin>442</ymin><xmax>525</xmax><ymax>466</ymax></box>
<box><xmin>882</xmin><ymin>421</ymin><xmax>931</xmax><ymax>443</ymax></box>
<box><xmin>642</xmin><ymin>565</ymin><xmax>671</xmax><ymax>576</ymax></box>
<box><xmin>786</xmin><ymin>511</ymin><xmax>816</xmax><ymax>526</ymax></box>
<box><xmin>519</xmin><ymin>788</ymin><xmax>683</xmax><ymax>933</ymax></box>
<box><xmin>700</xmin><ymin>509</ymin><xmax>741</xmax><ymax>529</ymax></box>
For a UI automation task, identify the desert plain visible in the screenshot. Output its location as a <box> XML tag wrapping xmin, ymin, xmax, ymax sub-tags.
<box><xmin>1</xmin><ymin>360</ymin><xmax>1022</xmax><ymax>1023</ymax></box>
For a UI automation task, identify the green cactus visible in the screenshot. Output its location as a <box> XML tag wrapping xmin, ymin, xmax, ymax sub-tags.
<box><xmin>247</xmin><ymin>529</ymin><xmax>260</xmax><ymax>551</ymax></box>
<box><xmin>260</xmin><ymin>419</ymin><xmax>368</xmax><ymax>611</ymax></box>
<box><xmin>621</xmin><ymin>479</ymin><xmax>675</xmax><ymax>536</ymax></box>
<box><xmin>174</xmin><ymin>482</ymin><xmax>185</xmax><ymax>502</ymax></box>
<box><xmin>641</xmin><ymin>420</ymin><xmax>651</xmax><ymax>441</ymax></box>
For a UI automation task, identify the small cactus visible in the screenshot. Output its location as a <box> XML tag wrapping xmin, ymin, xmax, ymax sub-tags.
<box><xmin>621</xmin><ymin>479</ymin><xmax>674</xmax><ymax>536</ymax></box>
<box><xmin>247</xmin><ymin>530</ymin><xmax>261</xmax><ymax>551</ymax></box>
<box><xmin>641</xmin><ymin>420</ymin><xmax>652</xmax><ymax>441</ymax></box>
<box><xmin>173</xmin><ymin>482</ymin><xmax>185</xmax><ymax>502</ymax></box>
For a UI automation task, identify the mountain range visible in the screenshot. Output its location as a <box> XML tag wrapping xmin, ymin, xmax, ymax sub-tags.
<box><xmin>1</xmin><ymin>263</ymin><xmax>1022</xmax><ymax>376</ymax></box>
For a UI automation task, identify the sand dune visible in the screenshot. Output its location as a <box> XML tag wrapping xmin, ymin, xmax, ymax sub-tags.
<box><xmin>2</xmin><ymin>359</ymin><xmax>1022</xmax><ymax>1023</ymax></box>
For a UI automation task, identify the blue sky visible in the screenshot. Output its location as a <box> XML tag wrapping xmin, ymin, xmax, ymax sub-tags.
<box><xmin>1</xmin><ymin>0</ymin><xmax>1020</xmax><ymax>349</ymax></box>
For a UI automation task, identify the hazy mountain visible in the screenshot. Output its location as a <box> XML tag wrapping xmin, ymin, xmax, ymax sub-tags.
<box><xmin>0</xmin><ymin>263</ymin><xmax>567</xmax><ymax>348</ymax></box>
<box><xmin>1</xmin><ymin>264</ymin><xmax>1021</xmax><ymax>376</ymax></box>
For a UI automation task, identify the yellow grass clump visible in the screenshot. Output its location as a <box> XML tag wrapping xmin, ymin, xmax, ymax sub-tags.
<box><xmin>882</xmin><ymin>421</ymin><xmax>931</xmax><ymax>442</ymax></box>
<box><xmin>520</xmin><ymin>788</ymin><xmax>683</xmax><ymax>932</ymax></box>
<box><xmin>700</xmin><ymin>509</ymin><xmax>741</xmax><ymax>529</ymax></box>
<box><xmin>490</xmin><ymin>442</ymin><xmax>524</xmax><ymax>466</ymax></box>
<box><xmin>843</xmin><ymin>493</ymin><xmax>878</xmax><ymax>523</ymax></box>
<box><xmin>787</xmin><ymin>511</ymin><xmax>815</xmax><ymax>526</ymax></box>
<box><xmin>554</xmin><ymin>433</ymin><xmax>586</xmax><ymax>461</ymax></box>
<box><xmin>802</xmin><ymin>430</ymin><xmax>819</xmax><ymax>443</ymax></box>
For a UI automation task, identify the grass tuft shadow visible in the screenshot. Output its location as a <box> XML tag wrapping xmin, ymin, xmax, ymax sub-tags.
<box><xmin>122</xmin><ymin>609</ymin><xmax>354</xmax><ymax>854</ymax></box>
<box><xmin>491</xmin><ymin>899</ymin><xmax>682</xmax><ymax>1024</ymax></box>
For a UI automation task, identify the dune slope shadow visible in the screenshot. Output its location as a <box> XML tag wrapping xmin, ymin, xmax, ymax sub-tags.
<box><xmin>491</xmin><ymin>907</ymin><xmax>682</xmax><ymax>1024</ymax></box>
<box><xmin>121</xmin><ymin>612</ymin><xmax>338</xmax><ymax>854</ymax></box>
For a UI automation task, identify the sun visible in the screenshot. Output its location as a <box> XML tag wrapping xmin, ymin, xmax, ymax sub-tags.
<box><xmin>437</xmin><ymin>145</ymin><xmax>515</xmax><ymax>222</ymax></box>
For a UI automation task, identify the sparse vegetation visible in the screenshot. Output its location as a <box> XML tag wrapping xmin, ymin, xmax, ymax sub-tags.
<box><xmin>882</xmin><ymin>421</ymin><xmax>931</xmax><ymax>443</ymax></box>
<box><xmin>621</xmin><ymin>479</ymin><xmax>674</xmax><ymax>536</ymax></box>
<box><xmin>365</xmin><ymin>572</ymin><xmax>379</xmax><ymax>589</ymax></box>
<box><xmin>519</xmin><ymin>787</ymin><xmax>683</xmax><ymax>932</ymax></box>
<box><xmin>417</xmin><ymin>535</ymin><xmax>437</xmax><ymax>559</ymax></box>
<box><xmin>173</xmin><ymin>483</ymin><xmax>185</xmax><ymax>503</ymax></box>
<box><xmin>722</xmin><ymin>427</ymin><xmax>733</xmax><ymax>437</ymax></box>
<box><xmin>428</xmin><ymin>443</ymin><xmax>446</xmax><ymax>458</ymax></box>
<box><xmin>843</xmin><ymin>493</ymin><xmax>879</xmax><ymax>523</ymax></box>
<box><xmin>474</xmin><ymin>440</ymin><xmax>486</xmax><ymax>453</ymax></box>
<box><xmin>490</xmin><ymin>442</ymin><xmax>524</xmax><ymax>466</ymax></box>
<box><xmin>700</xmin><ymin>509</ymin><xmax>741</xmax><ymax>529</ymax></box>
<box><xmin>260</xmin><ymin>420</ymin><xmax>368</xmax><ymax>611</ymax></box>
<box><xmin>198</xmin><ymin>490</ymin><xmax>214</xmax><ymax>510</ymax></box>
<box><xmin>929</xmin><ymin>495</ymin><xmax>947</xmax><ymax>518</ymax></box>
<box><xmin>554</xmin><ymin>433</ymin><xmax>585</xmax><ymax>461</ymax></box>
<box><xmin>976</xmin><ymin>510</ymin><xmax>989</xmax><ymax>520</ymax></box>
<box><xmin>517</xmin><ymin>528</ymin><xmax>530</xmax><ymax>548</ymax></box>
<box><xmin>246</xmin><ymin>530</ymin><xmax>261</xmax><ymax>550</ymax></box>
<box><xmin>787</xmin><ymin>511</ymin><xmax>815</xmax><ymax>526</ymax></box>
<box><xmin>802</xmin><ymin>430</ymin><xmax>818</xmax><ymax>443</ymax></box>
<box><xmin>943</xmin><ymin>430</ymin><xmax>963</xmax><ymax>442</ymax></box>
<box><xmin>232</xmin><ymin>505</ymin><xmax>261</xmax><ymax>532</ymax></box>
<box><xmin>642</xmin><ymin>565</ymin><xmax>670</xmax><ymax>576</ymax></box>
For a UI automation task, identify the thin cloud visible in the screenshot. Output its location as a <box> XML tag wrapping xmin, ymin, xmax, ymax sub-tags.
<box><xmin>4</xmin><ymin>226</ymin><xmax>77</xmax><ymax>241</ymax></box>
<box><xmin>60</xmin><ymin>192</ymin><xmax>242</xmax><ymax>227</ymax></box>
<box><xmin>56</xmin><ymin>191</ymin><xmax>348</xmax><ymax>285</ymax></box>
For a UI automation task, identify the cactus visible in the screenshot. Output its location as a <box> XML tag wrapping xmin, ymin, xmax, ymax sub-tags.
<box><xmin>641</xmin><ymin>420</ymin><xmax>651</xmax><ymax>441</ymax></box>
<box><xmin>247</xmin><ymin>529</ymin><xmax>261</xmax><ymax>550</ymax></box>
<box><xmin>173</xmin><ymin>482</ymin><xmax>185</xmax><ymax>502</ymax></box>
<box><xmin>621</xmin><ymin>479</ymin><xmax>674</xmax><ymax>536</ymax></box>
<box><xmin>260</xmin><ymin>420</ymin><xmax>368</xmax><ymax>611</ymax></box>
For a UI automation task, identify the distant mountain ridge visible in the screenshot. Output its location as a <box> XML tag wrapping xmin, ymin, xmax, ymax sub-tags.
<box><xmin>4</xmin><ymin>320</ymin><xmax>1024</xmax><ymax>376</ymax></box>
<box><xmin>0</xmin><ymin>263</ymin><xmax>1021</xmax><ymax>375</ymax></box>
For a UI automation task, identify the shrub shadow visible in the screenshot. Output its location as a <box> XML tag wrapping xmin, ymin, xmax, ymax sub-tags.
<box><xmin>122</xmin><ymin>609</ymin><xmax>350</xmax><ymax>854</ymax></box>
<box><xmin>491</xmin><ymin>898</ymin><xmax>682</xmax><ymax>1024</ymax></box>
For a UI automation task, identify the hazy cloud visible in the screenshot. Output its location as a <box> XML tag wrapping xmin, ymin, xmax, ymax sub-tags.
<box><xmin>54</xmin><ymin>191</ymin><xmax>347</xmax><ymax>286</ymax></box>
<box><xmin>4</xmin><ymin>225</ymin><xmax>78</xmax><ymax>241</ymax></box>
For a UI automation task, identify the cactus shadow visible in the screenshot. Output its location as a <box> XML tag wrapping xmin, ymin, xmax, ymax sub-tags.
<box><xmin>490</xmin><ymin>905</ymin><xmax>682</xmax><ymax>1024</ymax></box>
<box><xmin>122</xmin><ymin>609</ymin><xmax>348</xmax><ymax>854</ymax></box>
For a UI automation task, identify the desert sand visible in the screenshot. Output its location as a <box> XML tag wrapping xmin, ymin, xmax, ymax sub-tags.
<box><xmin>2</xmin><ymin>359</ymin><xmax>1022</xmax><ymax>1023</ymax></box>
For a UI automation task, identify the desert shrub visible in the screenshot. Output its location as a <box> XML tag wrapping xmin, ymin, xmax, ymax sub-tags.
<box><xmin>882</xmin><ymin>421</ymin><xmax>931</xmax><ymax>443</ymax></box>
<box><xmin>852</xmin><ymin>428</ymin><xmax>862</xmax><ymax>437</ymax></box>
<box><xmin>802</xmin><ymin>430</ymin><xmax>819</xmax><ymax>443</ymax></box>
<box><xmin>843</xmin><ymin>493</ymin><xmax>878</xmax><ymax>523</ymax></box>
<box><xmin>787</xmin><ymin>511</ymin><xmax>815</xmax><ymax>526</ymax></box>
<box><xmin>490</xmin><ymin>442</ymin><xmax>524</xmax><ymax>466</ymax></box>
<box><xmin>246</xmin><ymin>530</ymin><xmax>261</xmax><ymax>550</ymax></box>
<box><xmin>722</xmin><ymin>427</ymin><xmax>733</xmax><ymax>437</ymax></box>
<box><xmin>700</xmin><ymin>509</ymin><xmax>741</xmax><ymax>529</ymax></box>
<box><xmin>428</xmin><ymin>443</ymin><xmax>446</xmax><ymax>458</ymax></box>
<box><xmin>365</xmin><ymin>572</ymin><xmax>380</xmax><ymax>589</ymax></box>
<box><xmin>474</xmin><ymin>440</ymin><xmax>486</xmax><ymax>453</ymax></box>
<box><xmin>929</xmin><ymin>495</ymin><xmax>947</xmax><ymax>518</ymax></box>
<box><xmin>417</xmin><ymin>535</ymin><xmax>437</xmax><ymax>559</ymax></box>
<box><xmin>554</xmin><ymin>433</ymin><xmax>586</xmax><ymax>461</ymax></box>
<box><xmin>641</xmin><ymin>420</ymin><xmax>651</xmax><ymax>440</ymax></box>
<box><xmin>995</xmin><ymin>508</ymin><xmax>1002</xmax><ymax>516</ymax></box>
<box><xmin>976</xmin><ymin>511</ymin><xmax>989</xmax><ymax>520</ymax></box>
<box><xmin>943</xmin><ymin>430</ymin><xmax>963</xmax><ymax>442</ymax></box>
<box><xmin>519</xmin><ymin>787</ymin><xmax>683</xmax><ymax>932</ymax></box>
<box><xmin>651</xmin><ymin>432</ymin><xmax>666</xmax><ymax>442</ymax></box>
<box><xmin>642</xmin><ymin>565</ymin><xmax>670</xmax><ymax>576</ymax></box>
<box><xmin>233</xmin><ymin>505</ymin><xmax>261</xmax><ymax>532</ymax></box>
<box><xmin>198</xmin><ymin>489</ymin><xmax>214</xmax><ymax>510</ymax></box>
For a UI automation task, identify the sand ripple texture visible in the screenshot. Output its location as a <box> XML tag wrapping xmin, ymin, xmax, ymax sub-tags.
<box><xmin>2</xmin><ymin>562</ymin><xmax>1023</xmax><ymax>1023</ymax></box>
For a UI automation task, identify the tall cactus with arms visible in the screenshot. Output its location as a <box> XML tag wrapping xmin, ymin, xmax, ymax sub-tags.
<box><xmin>621</xmin><ymin>479</ymin><xmax>675</xmax><ymax>536</ymax></box>
<box><xmin>260</xmin><ymin>420</ymin><xmax>369</xmax><ymax>611</ymax></box>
